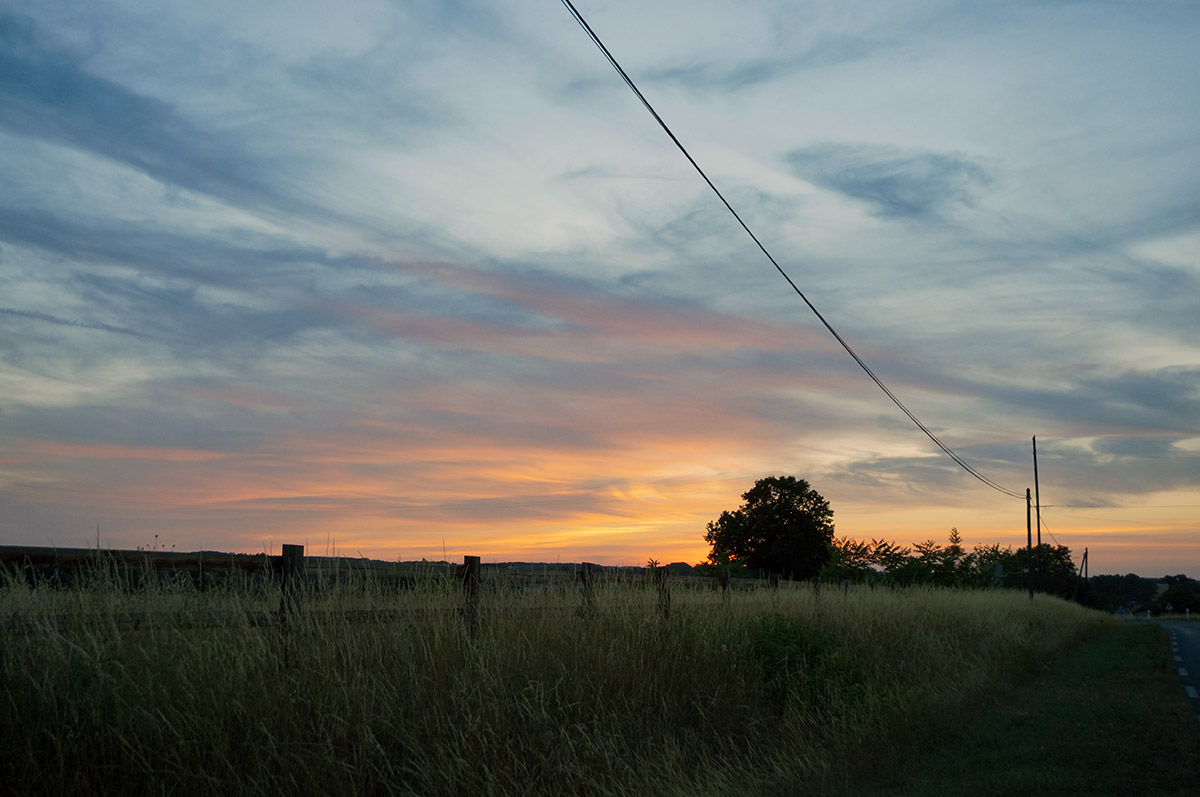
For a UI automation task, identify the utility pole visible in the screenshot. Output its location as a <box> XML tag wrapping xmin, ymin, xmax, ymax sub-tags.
<box><xmin>1026</xmin><ymin>488</ymin><xmax>1034</xmax><ymax>600</ymax></box>
<box><xmin>1032</xmin><ymin>436</ymin><xmax>1042</xmax><ymax>547</ymax></box>
<box><xmin>1032</xmin><ymin>437</ymin><xmax>1044</xmax><ymax>601</ymax></box>
<box><xmin>1071</xmin><ymin>548</ymin><xmax>1089</xmax><ymax>603</ymax></box>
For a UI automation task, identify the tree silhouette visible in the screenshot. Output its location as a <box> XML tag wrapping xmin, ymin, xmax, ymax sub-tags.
<box><xmin>704</xmin><ymin>476</ymin><xmax>834</xmax><ymax>579</ymax></box>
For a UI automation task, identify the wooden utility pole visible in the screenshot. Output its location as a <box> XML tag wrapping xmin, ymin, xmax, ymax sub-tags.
<box><xmin>1071</xmin><ymin>548</ymin><xmax>1089</xmax><ymax>603</ymax></box>
<box><xmin>1026</xmin><ymin>489</ymin><xmax>1034</xmax><ymax>600</ymax></box>
<box><xmin>1033</xmin><ymin>437</ymin><xmax>1043</xmax><ymax>599</ymax></box>
<box><xmin>1032</xmin><ymin>436</ymin><xmax>1042</xmax><ymax>547</ymax></box>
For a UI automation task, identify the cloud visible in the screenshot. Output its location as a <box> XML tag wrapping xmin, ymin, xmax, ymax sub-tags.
<box><xmin>1030</xmin><ymin>435</ymin><xmax>1200</xmax><ymax>504</ymax></box>
<box><xmin>1</xmin><ymin>0</ymin><xmax>1197</xmax><ymax>572</ymax></box>
<box><xmin>827</xmin><ymin>429</ymin><xmax>1200</xmax><ymax>511</ymax></box>
<box><xmin>972</xmin><ymin>368</ymin><xmax>1200</xmax><ymax>439</ymax></box>
<box><xmin>1076</xmin><ymin>369</ymin><xmax>1200</xmax><ymax>432</ymax></box>
<box><xmin>0</xmin><ymin>211</ymin><xmax>355</xmax><ymax>365</ymax></box>
<box><xmin>0</xmin><ymin>9</ymin><xmax>448</xmax><ymax>230</ymax></box>
<box><xmin>407</xmin><ymin>259</ymin><xmax>838</xmax><ymax>353</ymax></box>
<box><xmin>0</xmin><ymin>306</ymin><xmax>153</xmax><ymax>340</ymax></box>
<box><xmin>785</xmin><ymin>142</ymin><xmax>993</xmax><ymax>220</ymax></box>
<box><xmin>0</xmin><ymin>13</ymin><xmax>280</xmax><ymax>210</ymax></box>
<box><xmin>639</xmin><ymin>34</ymin><xmax>889</xmax><ymax>93</ymax></box>
<box><xmin>285</xmin><ymin>52</ymin><xmax>451</xmax><ymax>142</ymax></box>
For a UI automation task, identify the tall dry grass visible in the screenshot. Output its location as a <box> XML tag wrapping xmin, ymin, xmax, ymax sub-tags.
<box><xmin>0</xmin><ymin>568</ymin><xmax>1109</xmax><ymax>795</ymax></box>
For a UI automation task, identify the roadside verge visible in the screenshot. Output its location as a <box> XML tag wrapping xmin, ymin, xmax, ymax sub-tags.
<box><xmin>846</xmin><ymin>623</ymin><xmax>1200</xmax><ymax>796</ymax></box>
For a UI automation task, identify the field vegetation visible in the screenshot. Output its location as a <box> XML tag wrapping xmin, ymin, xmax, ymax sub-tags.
<box><xmin>1</xmin><ymin>564</ymin><xmax>1110</xmax><ymax>795</ymax></box>
<box><xmin>857</xmin><ymin>622</ymin><xmax>1200</xmax><ymax>795</ymax></box>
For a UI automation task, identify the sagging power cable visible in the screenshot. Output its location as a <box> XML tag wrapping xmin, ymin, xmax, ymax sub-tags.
<box><xmin>559</xmin><ymin>0</ymin><xmax>1023</xmax><ymax>499</ymax></box>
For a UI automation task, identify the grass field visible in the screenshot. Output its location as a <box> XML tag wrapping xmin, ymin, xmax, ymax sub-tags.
<box><xmin>854</xmin><ymin>622</ymin><xmax>1200</xmax><ymax>796</ymax></box>
<box><xmin>0</xmin><ymin>569</ymin><xmax>1120</xmax><ymax>794</ymax></box>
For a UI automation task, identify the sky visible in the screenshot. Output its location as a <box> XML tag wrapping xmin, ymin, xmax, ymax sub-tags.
<box><xmin>1</xmin><ymin>0</ymin><xmax>1198</xmax><ymax>576</ymax></box>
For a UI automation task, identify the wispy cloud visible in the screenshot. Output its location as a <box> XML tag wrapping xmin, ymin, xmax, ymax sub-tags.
<box><xmin>0</xmin><ymin>306</ymin><xmax>153</xmax><ymax>340</ymax></box>
<box><xmin>639</xmin><ymin>34</ymin><xmax>891</xmax><ymax>93</ymax></box>
<box><xmin>0</xmin><ymin>13</ymin><xmax>277</xmax><ymax>210</ymax></box>
<box><xmin>785</xmin><ymin>143</ymin><xmax>993</xmax><ymax>220</ymax></box>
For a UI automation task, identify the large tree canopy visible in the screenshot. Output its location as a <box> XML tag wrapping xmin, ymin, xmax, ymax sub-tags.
<box><xmin>704</xmin><ymin>476</ymin><xmax>834</xmax><ymax>579</ymax></box>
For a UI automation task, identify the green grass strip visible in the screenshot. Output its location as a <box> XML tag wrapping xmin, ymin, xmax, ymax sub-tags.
<box><xmin>851</xmin><ymin>623</ymin><xmax>1200</xmax><ymax>796</ymax></box>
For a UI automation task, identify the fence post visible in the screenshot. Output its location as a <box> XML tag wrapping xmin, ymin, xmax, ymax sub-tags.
<box><xmin>459</xmin><ymin>555</ymin><xmax>480</xmax><ymax>638</ymax></box>
<box><xmin>279</xmin><ymin>544</ymin><xmax>305</xmax><ymax>623</ymax></box>
<box><xmin>578</xmin><ymin>562</ymin><xmax>596</xmax><ymax>614</ymax></box>
<box><xmin>843</xmin><ymin>579</ymin><xmax>850</xmax><ymax>597</ymax></box>
<box><xmin>719</xmin><ymin>568</ymin><xmax>730</xmax><ymax>603</ymax></box>
<box><xmin>654</xmin><ymin>567</ymin><xmax>670</xmax><ymax>619</ymax></box>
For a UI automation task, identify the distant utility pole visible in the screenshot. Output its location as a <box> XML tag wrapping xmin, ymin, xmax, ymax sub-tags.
<box><xmin>1026</xmin><ymin>488</ymin><xmax>1034</xmax><ymax>600</ymax></box>
<box><xmin>1032</xmin><ymin>436</ymin><xmax>1042</xmax><ymax>547</ymax></box>
<box><xmin>1071</xmin><ymin>548</ymin><xmax>1089</xmax><ymax>603</ymax></box>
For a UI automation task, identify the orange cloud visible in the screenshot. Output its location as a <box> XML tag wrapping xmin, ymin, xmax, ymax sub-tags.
<box><xmin>20</xmin><ymin>440</ymin><xmax>230</xmax><ymax>463</ymax></box>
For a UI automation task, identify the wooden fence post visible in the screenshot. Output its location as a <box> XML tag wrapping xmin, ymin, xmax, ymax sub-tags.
<box><xmin>654</xmin><ymin>567</ymin><xmax>670</xmax><ymax>619</ymax></box>
<box><xmin>279</xmin><ymin>544</ymin><xmax>305</xmax><ymax>620</ymax></box>
<box><xmin>278</xmin><ymin>544</ymin><xmax>305</xmax><ymax>663</ymax></box>
<box><xmin>719</xmin><ymin>568</ymin><xmax>730</xmax><ymax>603</ymax></box>
<box><xmin>578</xmin><ymin>562</ymin><xmax>596</xmax><ymax>614</ymax></box>
<box><xmin>459</xmin><ymin>555</ymin><xmax>480</xmax><ymax>637</ymax></box>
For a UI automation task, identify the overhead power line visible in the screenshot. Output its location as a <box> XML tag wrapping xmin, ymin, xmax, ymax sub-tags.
<box><xmin>559</xmin><ymin>0</ymin><xmax>1023</xmax><ymax>500</ymax></box>
<box><xmin>1036</xmin><ymin>516</ymin><xmax>1062</xmax><ymax>547</ymax></box>
<box><xmin>1045</xmin><ymin>504</ymin><xmax>1200</xmax><ymax>509</ymax></box>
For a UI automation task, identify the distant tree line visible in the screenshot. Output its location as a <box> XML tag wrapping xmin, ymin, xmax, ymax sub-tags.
<box><xmin>816</xmin><ymin>528</ymin><xmax>1080</xmax><ymax>597</ymax></box>
<box><xmin>705</xmin><ymin>511</ymin><xmax>1198</xmax><ymax>611</ymax></box>
<box><xmin>694</xmin><ymin>475</ymin><xmax>1200</xmax><ymax>609</ymax></box>
<box><xmin>697</xmin><ymin>476</ymin><xmax>1087</xmax><ymax>599</ymax></box>
<box><xmin>1087</xmin><ymin>572</ymin><xmax>1200</xmax><ymax>614</ymax></box>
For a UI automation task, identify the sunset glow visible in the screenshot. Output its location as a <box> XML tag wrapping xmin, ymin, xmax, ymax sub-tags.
<box><xmin>2</xmin><ymin>1</ymin><xmax>1197</xmax><ymax>576</ymax></box>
